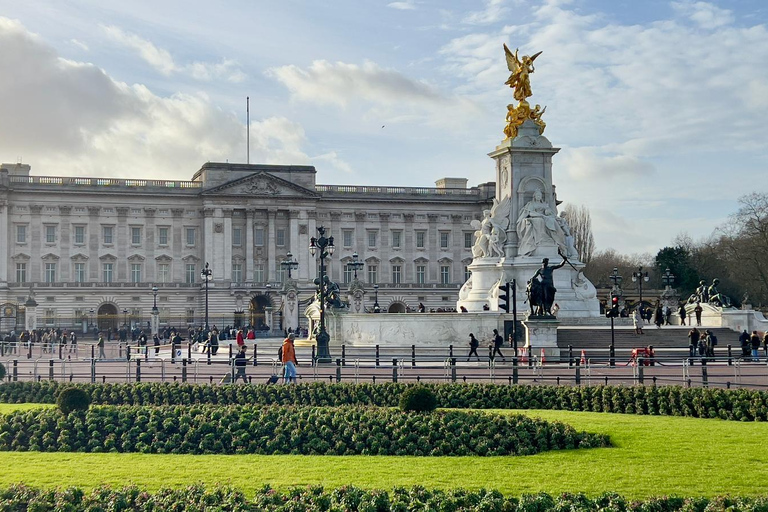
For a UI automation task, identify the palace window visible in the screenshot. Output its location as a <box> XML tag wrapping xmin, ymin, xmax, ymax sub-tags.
<box><xmin>367</xmin><ymin>265</ymin><xmax>378</xmax><ymax>284</ymax></box>
<box><xmin>391</xmin><ymin>230</ymin><xmax>402</xmax><ymax>248</ymax></box>
<box><xmin>45</xmin><ymin>225</ymin><xmax>56</xmax><ymax>243</ymax></box>
<box><xmin>368</xmin><ymin>231</ymin><xmax>377</xmax><ymax>248</ymax></box>
<box><xmin>343</xmin><ymin>230</ymin><xmax>353</xmax><ymax>248</ymax></box>
<box><xmin>72</xmin><ymin>226</ymin><xmax>85</xmax><ymax>245</ymax></box>
<box><xmin>15</xmin><ymin>263</ymin><xmax>26</xmax><ymax>283</ymax></box>
<box><xmin>185</xmin><ymin>264</ymin><xmax>196</xmax><ymax>284</ymax></box>
<box><xmin>464</xmin><ymin>266</ymin><xmax>471</xmax><ymax>282</ymax></box>
<box><xmin>464</xmin><ymin>232</ymin><xmax>473</xmax><ymax>249</ymax></box>
<box><xmin>440</xmin><ymin>265</ymin><xmax>451</xmax><ymax>284</ymax></box>
<box><xmin>131</xmin><ymin>263</ymin><xmax>142</xmax><ymax>283</ymax></box>
<box><xmin>233</xmin><ymin>227</ymin><xmax>242</xmax><ymax>246</ymax></box>
<box><xmin>44</xmin><ymin>263</ymin><xmax>56</xmax><ymax>283</ymax></box>
<box><xmin>158</xmin><ymin>227</ymin><xmax>169</xmax><ymax>246</ymax></box>
<box><xmin>158</xmin><ymin>263</ymin><xmax>170</xmax><ymax>283</ymax></box>
<box><xmin>74</xmin><ymin>263</ymin><xmax>86</xmax><ymax>283</ymax></box>
<box><xmin>232</xmin><ymin>263</ymin><xmax>242</xmax><ymax>283</ymax></box>
<box><xmin>254</xmin><ymin>264</ymin><xmax>264</xmax><ymax>282</ymax></box>
<box><xmin>416</xmin><ymin>265</ymin><xmax>426</xmax><ymax>284</ymax></box>
<box><xmin>392</xmin><ymin>265</ymin><xmax>402</xmax><ymax>284</ymax></box>
<box><xmin>276</xmin><ymin>228</ymin><xmax>286</xmax><ymax>247</ymax></box>
<box><xmin>131</xmin><ymin>227</ymin><xmax>142</xmax><ymax>245</ymax></box>
<box><xmin>343</xmin><ymin>264</ymin><xmax>353</xmax><ymax>284</ymax></box>
<box><xmin>440</xmin><ymin>232</ymin><xmax>450</xmax><ymax>249</ymax></box>
<box><xmin>186</xmin><ymin>227</ymin><xmax>196</xmax><ymax>246</ymax></box>
<box><xmin>102</xmin><ymin>226</ymin><xmax>114</xmax><ymax>244</ymax></box>
<box><xmin>416</xmin><ymin>231</ymin><xmax>426</xmax><ymax>249</ymax></box>
<box><xmin>102</xmin><ymin>263</ymin><xmax>114</xmax><ymax>283</ymax></box>
<box><xmin>16</xmin><ymin>225</ymin><xmax>26</xmax><ymax>244</ymax></box>
<box><xmin>254</xmin><ymin>228</ymin><xmax>264</xmax><ymax>246</ymax></box>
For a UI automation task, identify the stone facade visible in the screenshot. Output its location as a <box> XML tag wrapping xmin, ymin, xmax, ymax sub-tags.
<box><xmin>0</xmin><ymin>162</ymin><xmax>492</xmax><ymax>334</ymax></box>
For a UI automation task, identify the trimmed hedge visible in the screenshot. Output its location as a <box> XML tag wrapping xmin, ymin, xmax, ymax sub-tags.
<box><xmin>0</xmin><ymin>484</ymin><xmax>767</xmax><ymax>511</ymax></box>
<box><xmin>56</xmin><ymin>387</ymin><xmax>90</xmax><ymax>415</ymax></box>
<box><xmin>0</xmin><ymin>404</ymin><xmax>608</xmax><ymax>456</ymax></box>
<box><xmin>399</xmin><ymin>386</ymin><xmax>437</xmax><ymax>412</ymax></box>
<box><xmin>2</xmin><ymin>381</ymin><xmax>768</xmax><ymax>421</ymax></box>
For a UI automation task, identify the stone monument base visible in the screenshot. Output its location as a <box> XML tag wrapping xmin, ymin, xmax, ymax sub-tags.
<box><xmin>522</xmin><ymin>315</ymin><xmax>560</xmax><ymax>360</ymax></box>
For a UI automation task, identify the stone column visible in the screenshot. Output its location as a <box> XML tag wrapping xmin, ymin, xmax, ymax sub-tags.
<box><xmin>245</xmin><ymin>210</ymin><xmax>254</xmax><ymax>281</ymax></box>
<box><xmin>289</xmin><ymin>209</ymin><xmax>299</xmax><ymax>264</ymax></box>
<box><xmin>25</xmin><ymin>296</ymin><xmax>38</xmax><ymax>332</ymax></box>
<box><xmin>143</xmin><ymin>207</ymin><xmax>156</xmax><ymax>280</ymax></box>
<box><xmin>115</xmin><ymin>207</ymin><xmax>129</xmax><ymax>280</ymax></box>
<box><xmin>29</xmin><ymin>205</ymin><xmax>43</xmax><ymax>280</ymax></box>
<box><xmin>170</xmin><ymin>208</ymin><xmax>185</xmax><ymax>282</ymax></box>
<box><xmin>267</xmin><ymin>209</ymin><xmax>277</xmax><ymax>282</ymax></box>
<box><xmin>223</xmin><ymin>209</ymin><xmax>233</xmax><ymax>281</ymax></box>
<box><xmin>427</xmin><ymin>214</ymin><xmax>438</xmax><ymax>282</ymax></box>
<box><xmin>451</xmin><ymin>214</ymin><xmax>464</xmax><ymax>283</ymax></box>
<box><xmin>329</xmin><ymin>211</ymin><xmax>342</xmax><ymax>281</ymax></box>
<box><xmin>304</xmin><ymin>210</ymin><xmax>317</xmax><ymax>282</ymax></box>
<box><xmin>0</xmin><ymin>201</ymin><xmax>8</xmax><ymax>287</ymax></box>
<box><xmin>58</xmin><ymin>206</ymin><xmax>72</xmax><ymax>281</ymax></box>
<box><xmin>203</xmin><ymin>208</ymin><xmax>215</xmax><ymax>271</ymax></box>
<box><xmin>87</xmin><ymin>207</ymin><xmax>101</xmax><ymax>281</ymax></box>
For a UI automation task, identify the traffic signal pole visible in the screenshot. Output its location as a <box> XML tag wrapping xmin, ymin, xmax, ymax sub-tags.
<box><xmin>511</xmin><ymin>280</ymin><xmax>517</xmax><ymax>356</ymax></box>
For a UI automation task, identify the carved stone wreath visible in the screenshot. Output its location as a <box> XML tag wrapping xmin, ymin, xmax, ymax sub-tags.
<box><xmin>214</xmin><ymin>223</ymin><xmax>224</xmax><ymax>233</ymax></box>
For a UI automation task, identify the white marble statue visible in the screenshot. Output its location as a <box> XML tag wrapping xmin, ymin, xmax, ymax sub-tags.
<box><xmin>516</xmin><ymin>188</ymin><xmax>566</xmax><ymax>257</ymax></box>
<box><xmin>471</xmin><ymin>197</ymin><xmax>511</xmax><ymax>259</ymax></box>
<box><xmin>572</xmin><ymin>271</ymin><xmax>597</xmax><ymax>300</ymax></box>
<box><xmin>557</xmin><ymin>211</ymin><xmax>579</xmax><ymax>259</ymax></box>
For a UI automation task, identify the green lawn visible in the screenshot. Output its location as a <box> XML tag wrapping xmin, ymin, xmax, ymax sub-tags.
<box><xmin>0</xmin><ymin>406</ymin><xmax>766</xmax><ymax>497</ymax></box>
<box><xmin>0</xmin><ymin>403</ymin><xmax>53</xmax><ymax>414</ymax></box>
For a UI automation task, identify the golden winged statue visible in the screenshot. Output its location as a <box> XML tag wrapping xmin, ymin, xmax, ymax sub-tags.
<box><xmin>502</xmin><ymin>44</ymin><xmax>546</xmax><ymax>140</ymax></box>
<box><xmin>503</xmin><ymin>44</ymin><xmax>542</xmax><ymax>102</ymax></box>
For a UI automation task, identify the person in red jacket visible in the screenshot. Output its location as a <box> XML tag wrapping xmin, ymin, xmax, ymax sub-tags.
<box><xmin>236</xmin><ymin>329</ymin><xmax>245</xmax><ymax>348</ymax></box>
<box><xmin>281</xmin><ymin>333</ymin><xmax>298</xmax><ymax>384</ymax></box>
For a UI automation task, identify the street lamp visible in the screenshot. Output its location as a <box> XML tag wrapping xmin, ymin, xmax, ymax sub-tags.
<box><xmin>607</xmin><ymin>268</ymin><xmax>623</xmax><ymax>368</ymax></box>
<box><xmin>662</xmin><ymin>268</ymin><xmax>675</xmax><ymax>289</ymax></box>
<box><xmin>151</xmin><ymin>285</ymin><xmax>159</xmax><ymax>337</ymax></box>
<box><xmin>122</xmin><ymin>309</ymin><xmax>128</xmax><ymax>328</ymax></box>
<box><xmin>89</xmin><ymin>308</ymin><xmax>95</xmax><ymax>329</ymax></box>
<box><xmin>152</xmin><ymin>286</ymin><xmax>159</xmax><ymax>313</ymax></box>
<box><xmin>200</xmin><ymin>262</ymin><xmax>212</xmax><ymax>331</ymax></box>
<box><xmin>348</xmin><ymin>252</ymin><xmax>365</xmax><ymax>280</ymax></box>
<box><xmin>373</xmin><ymin>284</ymin><xmax>380</xmax><ymax>313</ymax></box>
<box><xmin>631</xmin><ymin>266</ymin><xmax>650</xmax><ymax>306</ymax></box>
<box><xmin>309</xmin><ymin>226</ymin><xmax>334</xmax><ymax>363</ymax></box>
<box><xmin>609</xmin><ymin>267</ymin><xmax>623</xmax><ymax>292</ymax></box>
<box><xmin>280</xmin><ymin>252</ymin><xmax>298</xmax><ymax>279</ymax></box>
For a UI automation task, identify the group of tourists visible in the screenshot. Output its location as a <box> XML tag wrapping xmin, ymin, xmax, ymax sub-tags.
<box><xmin>1</xmin><ymin>328</ymin><xmax>79</xmax><ymax>355</ymax></box>
<box><xmin>467</xmin><ymin>329</ymin><xmax>507</xmax><ymax>362</ymax></box>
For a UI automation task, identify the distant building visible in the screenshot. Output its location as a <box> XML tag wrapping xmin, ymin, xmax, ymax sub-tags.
<box><xmin>0</xmin><ymin>162</ymin><xmax>492</xmax><ymax>333</ymax></box>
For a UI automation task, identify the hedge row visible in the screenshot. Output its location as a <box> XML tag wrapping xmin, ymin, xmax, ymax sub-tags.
<box><xmin>0</xmin><ymin>405</ymin><xmax>608</xmax><ymax>456</ymax></box>
<box><xmin>1</xmin><ymin>484</ymin><xmax>768</xmax><ymax>511</ymax></box>
<box><xmin>3</xmin><ymin>381</ymin><xmax>768</xmax><ymax>421</ymax></box>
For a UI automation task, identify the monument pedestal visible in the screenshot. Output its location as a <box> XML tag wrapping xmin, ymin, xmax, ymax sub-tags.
<box><xmin>458</xmin><ymin>257</ymin><xmax>503</xmax><ymax>312</ymax></box>
<box><xmin>522</xmin><ymin>315</ymin><xmax>560</xmax><ymax>360</ymax></box>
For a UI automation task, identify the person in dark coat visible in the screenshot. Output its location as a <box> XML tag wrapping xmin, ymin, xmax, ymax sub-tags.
<box><xmin>491</xmin><ymin>329</ymin><xmax>505</xmax><ymax>362</ymax></box>
<box><xmin>739</xmin><ymin>329</ymin><xmax>751</xmax><ymax>358</ymax></box>
<box><xmin>678</xmin><ymin>304</ymin><xmax>687</xmax><ymax>326</ymax></box>
<box><xmin>750</xmin><ymin>331</ymin><xmax>762</xmax><ymax>361</ymax></box>
<box><xmin>467</xmin><ymin>333</ymin><xmax>480</xmax><ymax>361</ymax></box>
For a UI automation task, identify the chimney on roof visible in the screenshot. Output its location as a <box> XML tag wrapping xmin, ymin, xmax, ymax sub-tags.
<box><xmin>435</xmin><ymin>177</ymin><xmax>467</xmax><ymax>189</ymax></box>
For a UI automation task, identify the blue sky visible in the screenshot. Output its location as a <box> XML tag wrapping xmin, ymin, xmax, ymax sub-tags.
<box><xmin>0</xmin><ymin>0</ymin><xmax>766</xmax><ymax>255</ymax></box>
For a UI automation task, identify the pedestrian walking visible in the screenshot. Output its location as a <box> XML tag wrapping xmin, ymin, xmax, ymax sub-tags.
<box><xmin>750</xmin><ymin>331</ymin><xmax>761</xmax><ymax>361</ymax></box>
<box><xmin>234</xmin><ymin>345</ymin><xmax>249</xmax><ymax>383</ymax></box>
<box><xmin>491</xmin><ymin>329</ymin><xmax>505</xmax><ymax>361</ymax></box>
<box><xmin>739</xmin><ymin>329</ymin><xmax>750</xmax><ymax>358</ymax></box>
<box><xmin>632</xmin><ymin>308</ymin><xmax>644</xmax><ymax>335</ymax></box>
<box><xmin>694</xmin><ymin>302</ymin><xmax>703</xmax><ymax>326</ymax></box>
<box><xmin>467</xmin><ymin>333</ymin><xmax>480</xmax><ymax>361</ymax></box>
<box><xmin>97</xmin><ymin>334</ymin><xmax>106</xmax><ymax>360</ymax></box>
<box><xmin>678</xmin><ymin>304</ymin><xmax>686</xmax><ymax>326</ymax></box>
<box><xmin>281</xmin><ymin>333</ymin><xmax>298</xmax><ymax>384</ymax></box>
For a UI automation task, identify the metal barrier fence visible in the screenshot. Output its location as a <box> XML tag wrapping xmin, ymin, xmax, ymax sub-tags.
<box><xmin>3</xmin><ymin>344</ymin><xmax>768</xmax><ymax>390</ymax></box>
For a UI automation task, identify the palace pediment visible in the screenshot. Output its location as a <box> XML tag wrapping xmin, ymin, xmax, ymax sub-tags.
<box><xmin>202</xmin><ymin>171</ymin><xmax>319</xmax><ymax>198</ymax></box>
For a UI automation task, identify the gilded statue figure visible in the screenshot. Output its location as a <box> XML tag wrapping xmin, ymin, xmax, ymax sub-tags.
<box><xmin>504</xmin><ymin>44</ymin><xmax>542</xmax><ymax>102</ymax></box>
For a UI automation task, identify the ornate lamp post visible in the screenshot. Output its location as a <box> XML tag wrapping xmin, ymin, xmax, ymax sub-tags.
<box><xmin>89</xmin><ymin>308</ymin><xmax>95</xmax><ymax>330</ymax></box>
<box><xmin>122</xmin><ymin>309</ymin><xmax>128</xmax><ymax>328</ymax></box>
<box><xmin>631</xmin><ymin>266</ymin><xmax>649</xmax><ymax>306</ymax></box>
<box><xmin>373</xmin><ymin>284</ymin><xmax>380</xmax><ymax>313</ymax></box>
<box><xmin>151</xmin><ymin>286</ymin><xmax>159</xmax><ymax>336</ymax></box>
<box><xmin>348</xmin><ymin>252</ymin><xmax>365</xmax><ymax>280</ymax></box>
<box><xmin>309</xmin><ymin>226</ymin><xmax>334</xmax><ymax>363</ymax></box>
<box><xmin>280</xmin><ymin>252</ymin><xmax>299</xmax><ymax>279</ymax></box>
<box><xmin>607</xmin><ymin>267</ymin><xmax>623</xmax><ymax>367</ymax></box>
<box><xmin>200</xmin><ymin>262</ymin><xmax>212</xmax><ymax>331</ymax></box>
<box><xmin>609</xmin><ymin>267</ymin><xmax>623</xmax><ymax>293</ymax></box>
<box><xmin>662</xmin><ymin>268</ymin><xmax>675</xmax><ymax>289</ymax></box>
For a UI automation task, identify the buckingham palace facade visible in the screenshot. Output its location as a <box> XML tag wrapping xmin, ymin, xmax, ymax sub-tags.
<box><xmin>0</xmin><ymin>162</ymin><xmax>493</xmax><ymax>334</ymax></box>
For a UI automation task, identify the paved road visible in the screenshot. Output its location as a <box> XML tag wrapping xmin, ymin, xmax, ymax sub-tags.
<box><xmin>1</xmin><ymin>339</ymin><xmax>766</xmax><ymax>390</ymax></box>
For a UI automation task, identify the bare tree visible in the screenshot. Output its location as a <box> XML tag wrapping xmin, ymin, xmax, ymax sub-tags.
<box><xmin>562</xmin><ymin>204</ymin><xmax>595</xmax><ymax>263</ymax></box>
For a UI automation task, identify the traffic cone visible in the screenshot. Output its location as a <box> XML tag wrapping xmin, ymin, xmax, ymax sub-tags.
<box><xmin>540</xmin><ymin>348</ymin><xmax>546</xmax><ymax>365</ymax></box>
<box><xmin>580</xmin><ymin>349</ymin><xmax>586</xmax><ymax>366</ymax></box>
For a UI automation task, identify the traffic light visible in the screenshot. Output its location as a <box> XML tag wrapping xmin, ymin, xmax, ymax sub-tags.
<box><xmin>606</xmin><ymin>294</ymin><xmax>620</xmax><ymax>318</ymax></box>
<box><xmin>498</xmin><ymin>282</ymin><xmax>511</xmax><ymax>313</ymax></box>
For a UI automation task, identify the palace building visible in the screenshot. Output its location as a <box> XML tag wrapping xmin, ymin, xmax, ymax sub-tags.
<box><xmin>0</xmin><ymin>162</ymin><xmax>492</xmax><ymax>334</ymax></box>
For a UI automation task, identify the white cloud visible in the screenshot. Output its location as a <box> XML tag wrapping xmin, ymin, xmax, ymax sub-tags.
<box><xmin>672</xmin><ymin>1</ymin><xmax>735</xmax><ymax>29</ymax></box>
<box><xmin>559</xmin><ymin>147</ymin><xmax>654</xmax><ymax>180</ymax></box>
<box><xmin>69</xmin><ymin>38</ymin><xmax>88</xmax><ymax>51</ymax></box>
<box><xmin>267</xmin><ymin>59</ymin><xmax>482</xmax><ymax>129</ymax></box>
<box><xmin>387</xmin><ymin>1</ymin><xmax>417</xmax><ymax>11</ymax></box>
<box><xmin>102</xmin><ymin>24</ymin><xmax>176</xmax><ymax>75</ymax></box>
<box><xmin>101</xmin><ymin>24</ymin><xmax>245</xmax><ymax>82</ymax></box>
<box><xmin>0</xmin><ymin>17</ymin><xmax>306</xmax><ymax>179</ymax></box>
<box><xmin>312</xmin><ymin>151</ymin><xmax>354</xmax><ymax>174</ymax></box>
<box><xmin>463</xmin><ymin>0</ymin><xmax>509</xmax><ymax>25</ymax></box>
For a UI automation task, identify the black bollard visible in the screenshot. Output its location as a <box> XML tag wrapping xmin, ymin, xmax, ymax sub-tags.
<box><xmin>342</xmin><ymin>345</ymin><xmax>346</xmax><ymax>367</ymax></box>
<box><xmin>375</xmin><ymin>345</ymin><xmax>380</xmax><ymax>367</ymax></box>
<box><xmin>392</xmin><ymin>358</ymin><xmax>398</xmax><ymax>383</ymax></box>
<box><xmin>336</xmin><ymin>358</ymin><xmax>341</xmax><ymax>383</ymax></box>
<box><xmin>228</xmin><ymin>344</ymin><xmax>233</xmax><ymax>359</ymax></box>
<box><xmin>48</xmin><ymin>360</ymin><xmax>54</xmax><ymax>381</ymax></box>
<box><xmin>568</xmin><ymin>345</ymin><xmax>573</xmax><ymax>367</ymax></box>
<box><xmin>136</xmin><ymin>358</ymin><xmax>141</xmax><ymax>382</ymax></box>
<box><xmin>727</xmin><ymin>344</ymin><xmax>733</xmax><ymax>366</ymax></box>
<box><xmin>372</xmin><ymin>375</ymin><xmax>376</xmax><ymax>384</ymax></box>
<box><xmin>102</xmin><ymin>375</ymin><xmax>106</xmax><ymax>383</ymax></box>
<box><xmin>575</xmin><ymin>362</ymin><xmax>581</xmax><ymax>386</ymax></box>
<box><xmin>188</xmin><ymin>342</ymin><xmax>192</xmax><ymax>361</ymax></box>
<box><xmin>412</xmin><ymin>345</ymin><xmax>416</xmax><ymax>368</ymax></box>
<box><xmin>451</xmin><ymin>357</ymin><xmax>457</xmax><ymax>383</ymax></box>
<box><xmin>253</xmin><ymin>344</ymin><xmax>258</xmax><ymax>366</ymax></box>
<box><xmin>59</xmin><ymin>344</ymin><xmax>63</xmax><ymax>360</ymax></box>
<box><xmin>689</xmin><ymin>344</ymin><xmax>695</xmax><ymax>366</ymax></box>
<box><xmin>701</xmin><ymin>358</ymin><xmax>708</xmax><ymax>388</ymax></box>
<box><xmin>182</xmin><ymin>359</ymin><xmax>187</xmax><ymax>383</ymax></box>
<box><xmin>311</xmin><ymin>345</ymin><xmax>316</xmax><ymax>367</ymax></box>
<box><xmin>12</xmin><ymin>360</ymin><xmax>18</xmax><ymax>382</ymax></box>
<box><xmin>91</xmin><ymin>345</ymin><xmax>95</xmax><ymax>360</ymax></box>
<box><xmin>207</xmin><ymin>346</ymin><xmax>211</xmax><ymax>366</ymax></box>
<box><xmin>609</xmin><ymin>344</ymin><xmax>615</xmax><ymax>368</ymax></box>
<box><xmin>637</xmin><ymin>357</ymin><xmax>644</xmax><ymax>385</ymax></box>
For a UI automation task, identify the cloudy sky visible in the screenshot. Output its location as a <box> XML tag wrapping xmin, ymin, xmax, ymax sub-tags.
<box><xmin>0</xmin><ymin>0</ymin><xmax>766</xmax><ymax>255</ymax></box>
